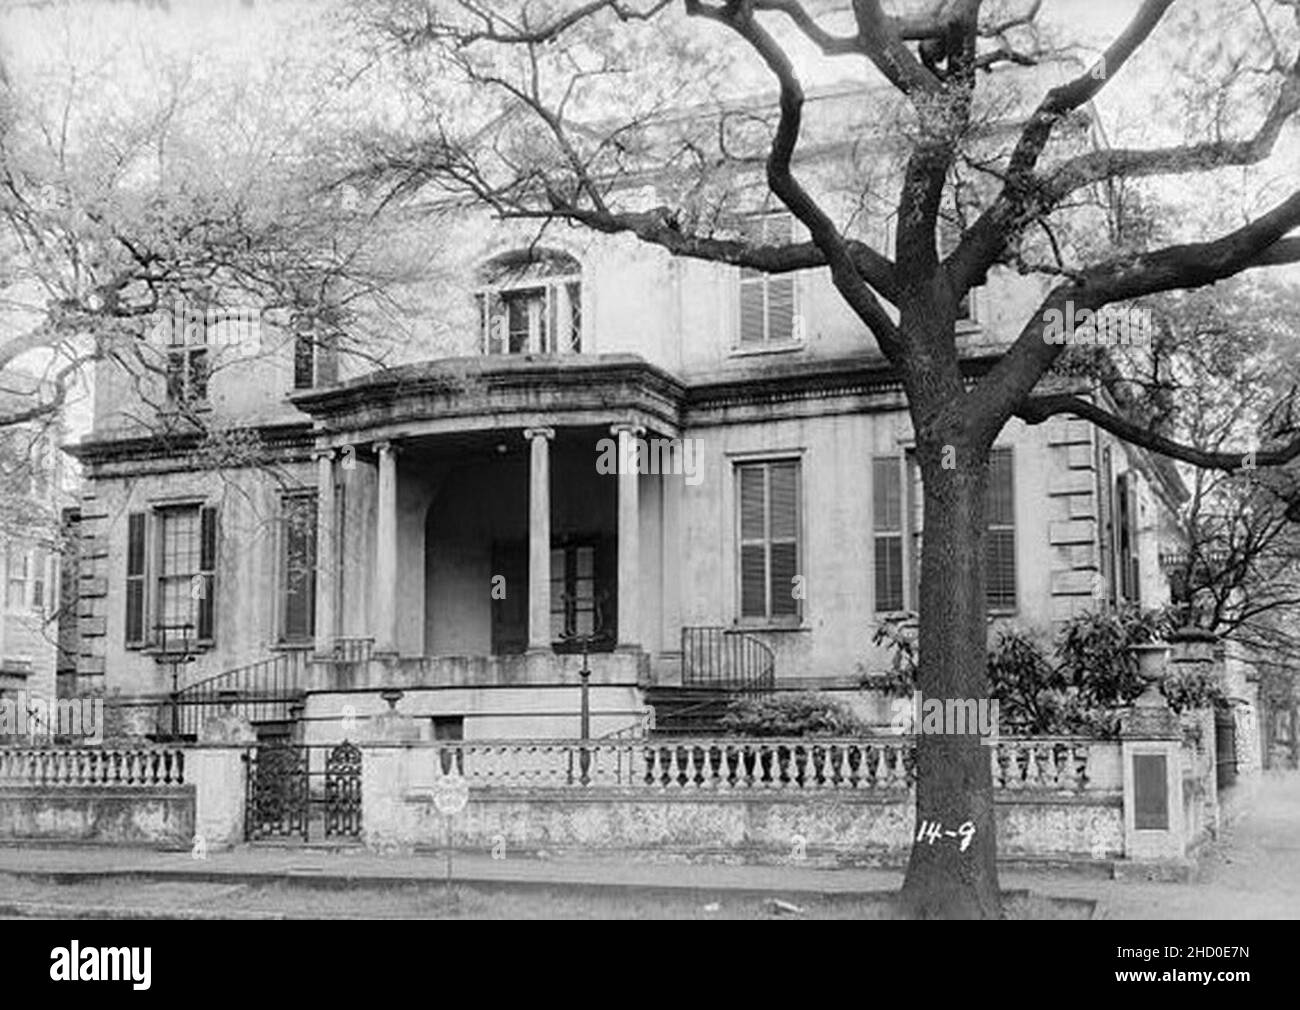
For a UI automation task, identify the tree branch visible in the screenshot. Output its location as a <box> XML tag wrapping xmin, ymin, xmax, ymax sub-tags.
<box><xmin>1016</xmin><ymin>393</ymin><xmax>1300</xmax><ymax>470</ymax></box>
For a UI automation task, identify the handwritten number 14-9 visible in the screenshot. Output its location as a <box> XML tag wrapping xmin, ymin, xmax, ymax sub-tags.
<box><xmin>917</xmin><ymin>820</ymin><xmax>976</xmax><ymax>852</ymax></box>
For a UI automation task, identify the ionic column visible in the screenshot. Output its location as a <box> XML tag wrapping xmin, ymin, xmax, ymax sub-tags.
<box><xmin>524</xmin><ymin>427</ymin><xmax>555</xmax><ymax>653</ymax></box>
<box><xmin>314</xmin><ymin>448</ymin><xmax>336</xmax><ymax>656</ymax></box>
<box><xmin>373</xmin><ymin>440</ymin><xmax>399</xmax><ymax>656</ymax></box>
<box><xmin>612</xmin><ymin>423</ymin><xmax>645</xmax><ymax>651</ymax></box>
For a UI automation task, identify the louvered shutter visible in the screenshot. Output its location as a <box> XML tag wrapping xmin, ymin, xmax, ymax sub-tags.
<box><xmin>197</xmin><ymin>506</ymin><xmax>217</xmax><ymax>641</ymax></box>
<box><xmin>125</xmin><ymin>512</ymin><xmax>147</xmax><ymax>646</ymax></box>
<box><xmin>769</xmin><ymin>462</ymin><xmax>799</xmax><ymax>617</ymax></box>
<box><xmin>873</xmin><ymin>457</ymin><xmax>904</xmax><ymax>612</ymax></box>
<box><xmin>739</xmin><ymin>466</ymin><xmax>767</xmax><ymax>616</ymax></box>
<box><xmin>985</xmin><ymin>448</ymin><xmax>1017</xmax><ymax>610</ymax></box>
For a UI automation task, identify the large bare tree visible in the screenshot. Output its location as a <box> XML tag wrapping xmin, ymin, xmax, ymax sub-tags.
<box><xmin>350</xmin><ymin>0</ymin><xmax>1300</xmax><ymax>917</ymax></box>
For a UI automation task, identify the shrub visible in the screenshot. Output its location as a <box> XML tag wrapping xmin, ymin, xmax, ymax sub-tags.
<box><xmin>719</xmin><ymin>692</ymin><xmax>866</xmax><ymax>737</ymax></box>
<box><xmin>870</xmin><ymin>605</ymin><xmax>1224</xmax><ymax>737</ymax></box>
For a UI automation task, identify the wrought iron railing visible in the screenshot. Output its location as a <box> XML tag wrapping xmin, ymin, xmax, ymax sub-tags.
<box><xmin>680</xmin><ymin>626</ymin><xmax>775</xmax><ymax>693</ymax></box>
<box><xmin>169</xmin><ymin>651</ymin><xmax>308</xmax><ymax>739</ymax></box>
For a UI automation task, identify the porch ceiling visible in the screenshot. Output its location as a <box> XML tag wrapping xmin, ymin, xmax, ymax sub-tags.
<box><xmin>290</xmin><ymin>353</ymin><xmax>685</xmax><ymax>444</ymax></box>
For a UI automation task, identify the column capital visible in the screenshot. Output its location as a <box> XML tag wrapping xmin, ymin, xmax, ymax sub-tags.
<box><xmin>373</xmin><ymin>439</ymin><xmax>399</xmax><ymax>457</ymax></box>
<box><xmin>523</xmin><ymin>426</ymin><xmax>556</xmax><ymax>442</ymax></box>
<box><xmin>610</xmin><ymin>422</ymin><xmax>646</xmax><ymax>438</ymax></box>
<box><xmin>312</xmin><ymin>447</ymin><xmax>336</xmax><ymax>462</ymax></box>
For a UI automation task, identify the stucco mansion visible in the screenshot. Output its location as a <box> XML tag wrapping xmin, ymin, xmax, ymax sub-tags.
<box><xmin>61</xmin><ymin>193</ymin><xmax>1183</xmax><ymax>744</ymax></box>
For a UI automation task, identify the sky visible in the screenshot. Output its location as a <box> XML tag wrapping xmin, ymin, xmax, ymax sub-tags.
<box><xmin>0</xmin><ymin>0</ymin><xmax>1296</xmax><ymax>446</ymax></box>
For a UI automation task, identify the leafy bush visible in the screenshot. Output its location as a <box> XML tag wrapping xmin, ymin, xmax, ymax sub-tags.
<box><xmin>988</xmin><ymin>627</ymin><xmax>1066</xmax><ymax>734</ymax></box>
<box><xmin>860</xmin><ymin>615</ymin><xmax>917</xmax><ymax>696</ymax></box>
<box><xmin>870</xmin><ymin>605</ymin><xmax>1224</xmax><ymax>737</ymax></box>
<box><xmin>719</xmin><ymin>692</ymin><xmax>867</xmax><ymax>737</ymax></box>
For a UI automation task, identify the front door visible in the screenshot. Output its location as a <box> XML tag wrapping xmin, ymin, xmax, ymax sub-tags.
<box><xmin>491</xmin><ymin>540</ymin><xmax>528</xmax><ymax>654</ymax></box>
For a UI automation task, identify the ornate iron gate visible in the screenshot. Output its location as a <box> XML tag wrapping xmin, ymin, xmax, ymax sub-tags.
<box><xmin>324</xmin><ymin>742</ymin><xmax>363</xmax><ymax>838</ymax></box>
<box><xmin>245</xmin><ymin>743</ymin><xmax>308</xmax><ymax>841</ymax></box>
<box><xmin>245</xmin><ymin>742</ymin><xmax>363</xmax><ymax>842</ymax></box>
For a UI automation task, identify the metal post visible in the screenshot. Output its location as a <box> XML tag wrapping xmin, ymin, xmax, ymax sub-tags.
<box><xmin>579</xmin><ymin>635</ymin><xmax>591</xmax><ymax>785</ymax></box>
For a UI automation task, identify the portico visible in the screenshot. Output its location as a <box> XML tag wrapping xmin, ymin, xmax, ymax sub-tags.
<box><xmin>291</xmin><ymin>354</ymin><xmax>688</xmax><ymax>690</ymax></box>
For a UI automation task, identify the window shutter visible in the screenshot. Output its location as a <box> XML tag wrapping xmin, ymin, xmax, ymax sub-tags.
<box><xmin>1098</xmin><ymin>448</ymin><xmax>1116</xmax><ymax>606</ymax></box>
<box><xmin>768</xmin><ymin>462</ymin><xmax>799</xmax><ymax>617</ymax></box>
<box><xmin>873</xmin><ymin>457</ymin><xmax>904</xmax><ymax>612</ymax></box>
<box><xmin>985</xmin><ymin>447</ymin><xmax>1017</xmax><ymax>610</ymax></box>
<box><xmin>739</xmin><ymin>274</ymin><xmax>765</xmax><ymax>345</ymax></box>
<box><xmin>1116</xmin><ymin>473</ymin><xmax>1132</xmax><ymax>602</ymax></box>
<box><xmin>739</xmin><ymin>466</ymin><xmax>766</xmax><ymax>616</ymax></box>
<box><xmin>189</xmin><ymin>348</ymin><xmax>209</xmax><ymax>402</ymax></box>
<box><xmin>197</xmin><ymin>506</ymin><xmax>217</xmax><ymax>641</ymax></box>
<box><xmin>768</xmin><ymin>275</ymin><xmax>795</xmax><ymax>342</ymax></box>
<box><xmin>566</xmin><ymin>281</ymin><xmax>582</xmax><ymax>353</ymax></box>
<box><xmin>125</xmin><ymin>512</ymin><xmax>147</xmax><ymax>646</ymax></box>
<box><xmin>315</xmin><ymin>331</ymin><xmax>339</xmax><ymax>385</ymax></box>
<box><xmin>1126</xmin><ymin>478</ymin><xmax>1141</xmax><ymax>606</ymax></box>
<box><xmin>165</xmin><ymin>352</ymin><xmax>185</xmax><ymax>403</ymax></box>
<box><xmin>293</xmin><ymin>333</ymin><xmax>315</xmax><ymax>389</ymax></box>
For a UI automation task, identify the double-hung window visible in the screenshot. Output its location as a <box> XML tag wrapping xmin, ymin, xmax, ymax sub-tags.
<box><xmin>280</xmin><ymin>492</ymin><xmax>318</xmax><ymax>643</ymax></box>
<box><xmin>165</xmin><ymin>321</ymin><xmax>209</xmax><ymax>409</ymax></box>
<box><xmin>477</xmin><ymin>249</ymin><xmax>582</xmax><ymax>356</ymax></box>
<box><xmin>737</xmin><ymin>459</ymin><xmax>801</xmax><ymax>623</ymax></box>
<box><xmin>124</xmin><ymin>504</ymin><xmax>218</xmax><ymax>648</ymax></box>
<box><xmin>737</xmin><ymin>212</ymin><xmax>798</xmax><ymax>348</ymax></box>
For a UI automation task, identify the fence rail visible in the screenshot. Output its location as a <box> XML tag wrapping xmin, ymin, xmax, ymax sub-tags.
<box><xmin>0</xmin><ymin>747</ymin><xmax>186</xmax><ymax>787</ymax></box>
<box><xmin>410</xmin><ymin>735</ymin><xmax>1109</xmax><ymax>794</ymax></box>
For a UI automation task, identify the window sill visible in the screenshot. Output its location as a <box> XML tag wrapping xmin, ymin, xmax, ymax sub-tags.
<box><xmin>137</xmin><ymin>643</ymin><xmax>212</xmax><ymax>659</ymax></box>
<box><xmin>728</xmin><ymin>341</ymin><xmax>806</xmax><ymax>358</ymax></box>
<box><xmin>731</xmin><ymin>621</ymin><xmax>809</xmax><ymax>634</ymax></box>
<box><xmin>274</xmin><ymin>640</ymin><xmax>316</xmax><ymax>651</ymax></box>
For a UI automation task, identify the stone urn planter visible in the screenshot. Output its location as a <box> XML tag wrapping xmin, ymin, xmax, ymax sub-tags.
<box><xmin>1130</xmin><ymin>641</ymin><xmax>1171</xmax><ymax>709</ymax></box>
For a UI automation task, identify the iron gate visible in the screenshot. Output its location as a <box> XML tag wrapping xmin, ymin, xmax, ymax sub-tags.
<box><xmin>245</xmin><ymin>742</ymin><xmax>363</xmax><ymax>842</ymax></box>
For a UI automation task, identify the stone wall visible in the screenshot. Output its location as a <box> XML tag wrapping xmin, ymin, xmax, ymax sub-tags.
<box><xmin>0</xmin><ymin>786</ymin><xmax>193</xmax><ymax>844</ymax></box>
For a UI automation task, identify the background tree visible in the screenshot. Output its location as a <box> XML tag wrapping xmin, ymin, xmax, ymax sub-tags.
<box><xmin>349</xmin><ymin>0</ymin><xmax>1300</xmax><ymax>918</ymax></box>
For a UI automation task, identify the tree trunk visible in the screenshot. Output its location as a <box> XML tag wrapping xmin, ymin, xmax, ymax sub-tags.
<box><xmin>898</xmin><ymin>441</ymin><xmax>1002</xmax><ymax>919</ymax></box>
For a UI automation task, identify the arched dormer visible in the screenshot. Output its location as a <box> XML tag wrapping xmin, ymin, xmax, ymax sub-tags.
<box><xmin>476</xmin><ymin>247</ymin><xmax>582</xmax><ymax>356</ymax></box>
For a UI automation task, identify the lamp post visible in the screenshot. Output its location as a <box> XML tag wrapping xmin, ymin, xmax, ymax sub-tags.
<box><xmin>157</xmin><ymin>621</ymin><xmax>195</xmax><ymax>739</ymax></box>
<box><xmin>558</xmin><ymin>589</ymin><xmax>608</xmax><ymax>786</ymax></box>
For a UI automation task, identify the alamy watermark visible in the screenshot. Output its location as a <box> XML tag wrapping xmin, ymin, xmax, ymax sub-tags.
<box><xmin>1042</xmin><ymin>301</ymin><xmax>1152</xmax><ymax>347</ymax></box>
<box><xmin>889</xmin><ymin>690</ymin><xmax>999</xmax><ymax>746</ymax></box>
<box><xmin>0</xmin><ymin>693</ymin><xmax>104</xmax><ymax>744</ymax></box>
<box><xmin>145</xmin><ymin>296</ymin><xmax>261</xmax><ymax>347</ymax></box>
<box><xmin>596</xmin><ymin>435</ymin><xmax>703</xmax><ymax>486</ymax></box>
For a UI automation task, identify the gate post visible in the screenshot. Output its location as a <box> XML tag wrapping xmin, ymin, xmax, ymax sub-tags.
<box><xmin>362</xmin><ymin>689</ymin><xmax>420</xmax><ymax>853</ymax></box>
<box><xmin>192</xmin><ymin>702</ymin><xmax>257</xmax><ymax>849</ymax></box>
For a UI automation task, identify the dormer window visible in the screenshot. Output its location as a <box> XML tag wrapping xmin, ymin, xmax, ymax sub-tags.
<box><xmin>476</xmin><ymin>249</ymin><xmax>582</xmax><ymax>355</ymax></box>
